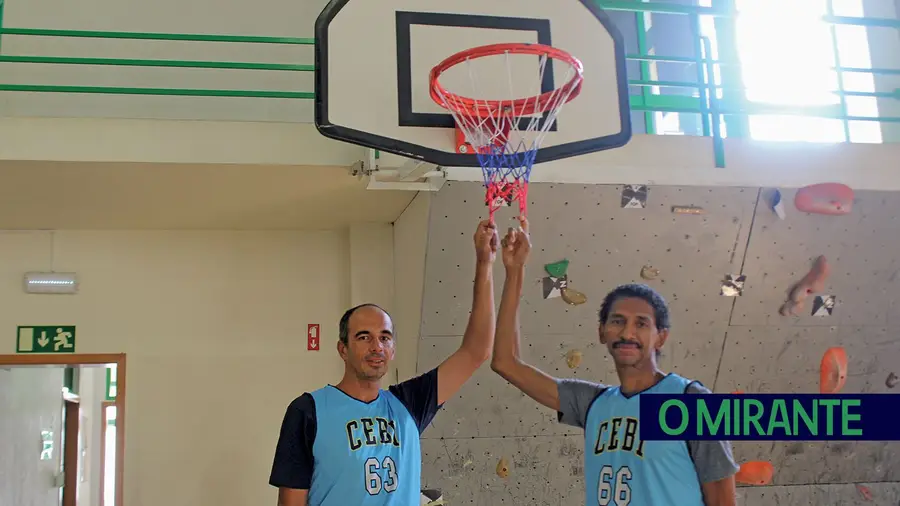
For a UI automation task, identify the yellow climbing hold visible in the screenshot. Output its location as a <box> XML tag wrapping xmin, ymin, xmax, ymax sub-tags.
<box><xmin>561</xmin><ymin>287</ymin><xmax>587</xmax><ymax>306</ymax></box>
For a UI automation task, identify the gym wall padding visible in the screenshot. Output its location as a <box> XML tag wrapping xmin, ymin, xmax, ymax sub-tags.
<box><xmin>415</xmin><ymin>181</ymin><xmax>900</xmax><ymax>505</ymax></box>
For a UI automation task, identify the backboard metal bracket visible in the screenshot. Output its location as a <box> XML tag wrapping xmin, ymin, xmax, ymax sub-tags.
<box><xmin>348</xmin><ymin>149</ymin><xmax>447</xmax><ymax>192</ymax></box>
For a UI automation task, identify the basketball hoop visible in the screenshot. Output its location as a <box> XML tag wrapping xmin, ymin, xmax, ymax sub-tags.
<box><xmin>429</xmin><ymin>42</ymin><xmax>584</xmax><ymax>221</ymax></box>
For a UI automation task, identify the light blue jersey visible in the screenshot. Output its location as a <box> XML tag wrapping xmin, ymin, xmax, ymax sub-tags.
<box><xmin>270</xmin><ymin>368</ymin><xmax>442</xmax><ymax>506</ymax></box>
<box><xmin>557</xmin><ymin>373</ymin><xmax>739</xmax><ymax>506</ymax></box>
<box><xmin>308</xmin><ymin>386</ymin><xmax>421</xmax><ymax>505</ymax></box>
<box><xmin>584</xmin><ymin>373</ymin><xmax>702</xmax><ymax>505</ymax></box>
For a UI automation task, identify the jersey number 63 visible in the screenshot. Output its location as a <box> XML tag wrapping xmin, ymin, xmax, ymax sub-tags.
<box><xmin>365</xmin><ymin>456</ymin><xmax>399</xmax><ymax>495</ymax></box>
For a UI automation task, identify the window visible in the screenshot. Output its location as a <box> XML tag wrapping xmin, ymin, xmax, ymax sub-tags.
<box><xmin>617</xmin><ymin>0</ymin><xmax>882</xmax><ymax>143</ymax></box>
<box><xmin>105</xmin><ymin>364</ymin><xmax>117</xmax><ymax>400</ymax></box>
<box><xmin>727</xmin><ymin>0</ymin><xmax>880</xmax><ymax>143</ymax></box>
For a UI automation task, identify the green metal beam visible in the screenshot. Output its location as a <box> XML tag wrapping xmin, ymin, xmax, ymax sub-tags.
<box><xmin>634</xmin><ymin>8</ymin><xmax>655</xmax><ymax>135</ymax></box>
<box><xmin>826</xmin><ymin>0</ymin><xmax>851</xmax><ymax>142</ymax></box>
<box><xmin>597</xmin><ymin>0</ymin><xmax>731</xmax><ymax>16</ymax></box>
<box><xmin>839</xmin><ymin>66</ymin><xmax>900</xmax><ymax>76</ymax></box>
<box><xmin>0</xmin><ymin>55</ymin><xmax>313</xmax><ymax>71</ymax></box>
<box><xmin>0</xmin><ymin>27</ymin><xmax>313</xmax><ymax>44</ymax></box>
<box><xmin>0</xmin><ymin>84</ymin><xmax>314</xmax><ymax>99</ymax></box>
<box><xmin>824</xmin><ymin>15</ymin><xmax>900</xmax><ymax>29</ymax></box>
<box><xmin>596</xmin><ymin>0</ymin><xmax>899</xmax><ymax>28</ymax></box>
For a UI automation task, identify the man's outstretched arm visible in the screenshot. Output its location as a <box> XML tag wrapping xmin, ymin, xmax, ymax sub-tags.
<box><xmin>435</xmin><ymin>219</ymin><xmax>498</xmax><ymax>405</ymax></box>
<box><xmin>490</xmin><ymin>218</ymin><xmax>562</xmax><ymax>412</ymax></box>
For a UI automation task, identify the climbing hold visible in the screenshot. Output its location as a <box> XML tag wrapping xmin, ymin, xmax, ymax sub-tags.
<box><xmin>561</xmin><ymin>287</ymin><xmax>587</xmax><ymax>306</ymax></box>
<box><xmin>566</xmin><ymin>349</ymin><xmax>583</xmax><ymax>369</ymax></box>
<box><xmin>856</xmin><ymin>484</ymin><xmax>873</xmax><ymax>501</ymax></box>
<box><xmin>496</xmin><ymin>457</ymin><xmax>510</xmax><ymax>478</ymax></box>
<box><xmin>731</xmin><ymin>390</ymin><xmax>745</xmax><ymax>394</ymax></box>
<box><xmin>735</xmin><ymin>461</ymin><xmax>774</xmax><ymax>486</ymax></box>
<box><xmin>420</xmin><ymin>489</ymin><xmax>444</xmax><ymax>506</ymax></box>
<box><xmin>640</xmin><ymin>265</ymin><xmax>660</xmax><ymax>280</ymax></box>
<box><xmin>720</xmin><ymin>274</ymin><xmax>746</xmax><ymax>296</ymax></box>
<box><xmin>794</xmin><ymin>182</ymin><xmax>854</xmax><ymax>215</ymax></box>
<box><xmin>771</xmin><ymin>189</ymin><xmax>787</xmax><ymax>220</ymax></box>
<box><xmin>621</xmin><ymin>185</ymin><xmax>648</xmax><ymax>209</ymax></box>
<box><xmin>811</xmin><ymin>295</ymin><xmax>836</xmax><ymax>317</ymax></box>
<box><xmin>545</xmin><ymin>259</ymin><xmax>569</xmax><ymax>278</ymax></box>
<box><xmin>886</xmin><ymin>372</ymin><xmax>898</xmax><ymax>389</ymax></box>
<box><xmin>780</xmin><ymin>256</ymin><xmax>830</xmax><ymax>316</ymax></box>
<box><xmin>671</xmin><ymin>205</ymin><xmax>705</xmax><ymax>215</ymax></box>
<box><xmin>820</xmin><ymin>347</ymin><xmax>848</xmax><ymax>394</ymax></box>
<box><xmin>542</xmin><ymin>275</ymin><xmax>568</xmax><ymax>300</ymax></box>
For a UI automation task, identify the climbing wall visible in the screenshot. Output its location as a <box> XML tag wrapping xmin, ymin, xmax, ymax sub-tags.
<box><xmin>415</xmin><ymin>181</ymin><xmax>900</xmax><ymax>505</ymax></box>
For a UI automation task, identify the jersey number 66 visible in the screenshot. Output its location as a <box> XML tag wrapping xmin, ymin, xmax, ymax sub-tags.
<box><xmin>598</xmin><ymin>465</ymin><xmax>632</xmax><ymax>505</ymax></box>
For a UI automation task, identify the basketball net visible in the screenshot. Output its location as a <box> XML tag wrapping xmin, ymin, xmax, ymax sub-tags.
<box><xmin>430</xmin><ymin>43</ymin><xmax>584</xmax><ymax>222</ymax></box>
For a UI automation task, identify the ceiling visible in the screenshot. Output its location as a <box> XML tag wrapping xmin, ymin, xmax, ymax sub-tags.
<box><xmin>0</xmin><ymin>160</ymin><xmax>417</xmax><ymax>230</ymax></box>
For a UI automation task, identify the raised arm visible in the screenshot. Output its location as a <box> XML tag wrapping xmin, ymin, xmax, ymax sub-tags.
<box><xmin>435</xmin><ymin>219</ymin><xmax>498</xmax><ymax>405</ymax></box>
<box><xmin>490</xmin><ymin>217</ymin><xmax>562</xmax><ymax>411</ymax></box>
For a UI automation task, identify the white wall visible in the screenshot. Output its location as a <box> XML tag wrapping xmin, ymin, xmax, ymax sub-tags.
<box><xmin>0</xmin><ymin>367</ymin><xmax>65</xmax><ymax>506</ymax></box>
<box><xmin>3</xmin><ymin>116</ymin><xmax>900</xmax><ymax>190</ymax></box>
<box><xmin>392</xmin><ymin>192</ymin><xmax>432</xmax><ymax>381</ymax></box>
<box><xmin>0</xmin><ymin>227</ymin><xmax>397</xmax><ymax>506</ymax></box>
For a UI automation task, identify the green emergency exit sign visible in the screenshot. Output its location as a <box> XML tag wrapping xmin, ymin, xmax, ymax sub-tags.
<box><xmin>16</xmin><ymin>326</ymin><xmax>76</xmax><ymax>353</ymax></box>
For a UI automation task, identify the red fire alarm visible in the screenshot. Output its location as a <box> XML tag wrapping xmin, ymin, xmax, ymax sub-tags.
<box><xmin>308</xmin><ymin>324</ymin><xmax>320</xmax><ymax>351</ymax></box>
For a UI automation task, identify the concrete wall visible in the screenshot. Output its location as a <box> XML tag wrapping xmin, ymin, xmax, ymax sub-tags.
<box><xmin>415</xmin><ymin>181</ymin><xmax>900</xmax><ymax>505</ymax></box>
<box><xmin>0</xmin><ymin>227</ymin><xmax>398</xmax><ymax>506</ymax></box>
<box><xmin>0</xmin><ymin>367</ymin><xmax>65</xmax><ymax>506</ymax></box>
<box><xmin>392</xmin><ymin>192</ymin><xmax>432</xmax><ymax>382</ymax></box>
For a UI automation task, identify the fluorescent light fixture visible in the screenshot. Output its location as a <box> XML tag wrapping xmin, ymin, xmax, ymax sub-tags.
<box><xmin>23</xmin><ymin>272</ymin><xmax>79</xmax><ymax>294</ymax></box>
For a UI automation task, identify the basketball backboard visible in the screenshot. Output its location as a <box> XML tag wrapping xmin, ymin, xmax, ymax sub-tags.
<box><xmin>314</xmin><ymin>0</ymin><xmax>632</xmax><ymax>168</ymax></box>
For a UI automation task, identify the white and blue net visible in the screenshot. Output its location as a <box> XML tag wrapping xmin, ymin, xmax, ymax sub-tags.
<box><xmin>431</xmin><ymin>50</ymin><xmax>582</xmax><ymax>218</ymax></box>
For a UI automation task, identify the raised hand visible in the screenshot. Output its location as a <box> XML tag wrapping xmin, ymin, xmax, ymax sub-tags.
<box><xmin>474</xmin><ymin>219</ymin><xmax>499</xmax><ymax>265</ymax></box>
<box><xmin>501</xmin><ymin>216</ymin><xmax>531</xmax><ymax>270</ymax></box>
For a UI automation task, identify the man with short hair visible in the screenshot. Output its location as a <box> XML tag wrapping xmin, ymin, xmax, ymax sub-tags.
<box><xmin>269</xmin><ymin>220</ymin><xmax>499</xmax><ymax>506</ymax></box>
<box><xmin>490</xmin><ymin>217</ymin><xmax>739</xmax><ymax>506</ymax></box>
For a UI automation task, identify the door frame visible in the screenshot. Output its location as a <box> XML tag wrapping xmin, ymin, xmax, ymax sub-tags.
<box><xmin>0</xmin><ymin>353</ymin><xmax>126</xmax><ymax>506</ymax></box>
<box><xmin>99</xmin><ymin>400</ymin><xmax>116</xmax><ymax>506</ymax></box>
<box><xmin>62</xmin><ymin>398</ymin><xmax>80</xmax><ymax>506</ymax></box>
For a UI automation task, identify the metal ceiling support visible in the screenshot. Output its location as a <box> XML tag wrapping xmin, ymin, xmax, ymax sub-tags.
<box><xmin>349</xmin><ymin>149</ymin><xmax>447</xmax><ymax>192</ymax></box>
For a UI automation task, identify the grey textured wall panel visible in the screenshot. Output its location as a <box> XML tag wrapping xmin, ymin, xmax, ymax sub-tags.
<box><xmin>738</xmin><ymin>482</ymin><xmax>900</xmax><ymax>505</ymax></box>
<box><xmin>731</xmin><ymin>188</ymin><xmax>900</xmax><ymax>326</ymax></box>
<box><xmin>420</xmin><ymin>182</ymin><xmax>757</xmax><ymax>388</ymax></box>
<box><xmin>718</xmin><ymin>325</ymin><xmax>900</xmax><ymax>485</ymax></box>
<box><xmin>716</xmin><ymin>325</ymin><xmax>898</xmax><ymax>395</ymax></box>
<box><xmin>415</xmin><ymin>182</ymin><xmax>900</xmax><ymax>505</ymax></box>
<box><xmin>732</xmin><ymin>439</ymin><xmax>899</xmax><ymax>485</ymax></box>
<box><xmin>421</xmin><ymin>435</ymin><xmax>586</xmax><ymax>505</ymax></box>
